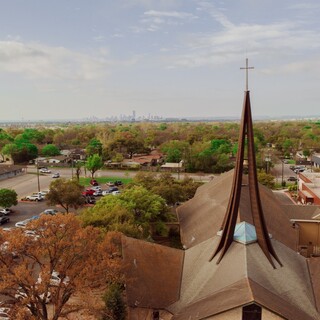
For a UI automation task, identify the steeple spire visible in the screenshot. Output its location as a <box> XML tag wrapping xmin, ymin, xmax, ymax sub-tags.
<box><xmin>209</xmin><ymin>60</ymin><xmax>282</xmax><ymax>269</ymax></box>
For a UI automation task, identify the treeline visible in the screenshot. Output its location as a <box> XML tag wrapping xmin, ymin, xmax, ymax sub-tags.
<box><xmin>1</xmin><ymin>120</ymin><xmax>320</xmax><ymax>172</ymax></box>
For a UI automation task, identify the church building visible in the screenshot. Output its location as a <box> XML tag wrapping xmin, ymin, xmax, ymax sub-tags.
<box><xmin>122</xmin><ymin>60</ymin><xmax>320</xmax><ymax>320</ymax></box>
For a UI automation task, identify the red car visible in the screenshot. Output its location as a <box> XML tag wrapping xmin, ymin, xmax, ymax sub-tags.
<box><xmin>90</xmin><ymin>179</ymin><xmax>98</xmax><ymax>186</ymax></box>
<box><xmin>82</xmin><ymin>189</ymin><xmax>95</xmax><ymax>196</ymax></box>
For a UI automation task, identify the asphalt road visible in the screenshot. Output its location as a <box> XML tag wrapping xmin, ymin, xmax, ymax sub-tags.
<box><xmin>270</xmin><ymin>162</ymin><xmax>299</xmax><ymax>183</ymax></box>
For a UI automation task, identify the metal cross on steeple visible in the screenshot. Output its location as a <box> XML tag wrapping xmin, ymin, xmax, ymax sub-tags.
<box><xmin>240</xmin><ymin>58</ymin><xmax>254</xmax><ymax>91</ymax></box>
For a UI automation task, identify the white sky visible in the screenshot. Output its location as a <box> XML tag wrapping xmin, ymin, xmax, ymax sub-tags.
<box><xmin>0</xmin><ymin>0</ymin><xmax>320</xmax><ymax>121</ymax></box>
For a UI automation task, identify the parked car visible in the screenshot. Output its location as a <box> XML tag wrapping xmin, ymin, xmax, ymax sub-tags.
<box><xmin>50</xmin><ymin>271</ymin><xmax>70</xmax><ymax>286</ymax></box>
<box><xmin>24</xmin><ymin>230</ymin><xmax>40</xmax><ymax>240</ymax></box>
<box><xmin>15</xmin><ymin>287</ymin><xmax>51</xmax><ymax>303</ymax></box>
<box><xmin>82</xmin><ymin>189</ymin><xmax>95</xmax><ymax>196</ymax></box>
<box><xmin>0</xmin><ymin>215</ymin><xmax>10</xmax><ymax>225</ymax></box>
<box><xmin>102</xmin><ymin>187</ymin><xmax>119</xmax><ymax>196</ymax></box>
<box><xmin>108</xmin><ymin>186</ymin><xmax>119</xmax><ymax>193</ymax></box>
<box><xmin>287</xmin><ymin>176</ymin><xmax>297</xmax><ymax>182</ymax></box>
<box><xmin>15</xmin><ymin>219</ymin><xmax>31</xmax><ymax>228</ymax></box>
<box><xmin>0</xmin><ymin>208</ymin><xmax>12</xmax><ymax>215</ymax></box>
<box><xmin>90</xmin><ymin>186</ymin><xmax>102</xmax><ymax>191</ymax></box>
<box><xmin>106</xmin><ymin>182</ymin><xmax>115</xmax><ymax>187</ymax></box>
<box><xmin>38</xmin><ymin>270</ymin><xmax>70</xmax><ymax>287</ymax></box>
<box><xmin>114</xmin><ymin>180</ymin><xmax>123</xmax><ymax>186</ymax></box>
<box><xmin>294</xmin><ymin>168</ymin><xmax>305</xmax><ymax>173</ymax></box>
<box><xmin>39</xmin><ymin>190</ymin><xmax>49</xmax><ymax>197</ymax></box>
<box><xmin>42</xmin><ymin>209</ymin><xmax>58</xmax><ymax>215</ymax></box>
<box><xmin>39</xmin><ymin>168</ymin><xmax>51</xmax><ymax>173</ymax></box>
<box><xmin>93</xmin><ymin>190</ymin><xmax>103</xmax><ymax>197</ymax></box>
<box><xmin>90</xmin><ymin>179</ymin><xmax>98</xmax><ymax>186</ymax></box>
<box><xmin>52</xmin><ymin>172</ymin><xmax>60</xmax><ymax>178</ymax></box>
<box><xmin>84</xmin><ymin>196</ymin><xmax>96</xmax><ymax>204</ymax></box>
<box><xmin>26</xmin><ymin>194</ymin><xmax>43</xmax><ymax>201</ymax></box>
<box><xmin>0</xmin><ymin>306</ymin><xmax>10</xmax><ymax>320</ymax></box>
<box><xmin>112</xmin><ymin>190</ymin><xmax>121</xmax><ymax>195</ymax></box>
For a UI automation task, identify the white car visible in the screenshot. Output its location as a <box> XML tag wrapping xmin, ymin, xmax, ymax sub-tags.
<box><xmin>93</xmin><ymin>190</ymin><xmax>102</xmax><ymax>196</ymax></box>
<box><xmin>39</xmin><ymin>190</ymin><xmax>49</xmax><ymax>197</ymax></box>
<box><xmin>15</xmin><ymin>219</ymin><xmax>32</xmax><ymax>228</ymax></box>
<box><xmin>26</xmin><ymin>194</ymin><xmax>43</xmax><ymax>201</ymax></box>
<box><xmin>39</xmin><ymin>168</ymin><xmax>51</xmax><ymax>173</ymax></box>
<box><xmin>38</xmin><ymin>270</ymin><xmax>70</xmax><ymax>286</ymax></box>
<box><xmin>15</xmin><ymin>287</ymin><xmax>51</xmax><ymax>303</ymax></box>
<box><xmin>0</xmin><ymin>307</ymin><xmax>10</xmax><ymax>320</ymax></box>
<box><xmin>42</xmin><ymin>209</ymin><xmax>58</xmax><ymax>215</ymax></box>
<box><xmin>112</xmin><ymin>191</ymin><xmax>121</xmax><ymax>195</ymax></box>
<box><xmin>90</xmin><ymin>186</ymin><xmax>102</xmax><ymax>191</ymax></box>
<box><xmin>50</xmin><ymin>271</ymin><xmax>70</xmax><ymax>286</ymax></box>
<box><xmin>0</xmin><ymin>208</ymin><xmax>11</xmax><ymax>215</ymax></box>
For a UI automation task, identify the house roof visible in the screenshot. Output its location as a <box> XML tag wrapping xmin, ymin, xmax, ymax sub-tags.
<box><xmin>281</xmin><ymin>204</ymin><xmax>320</xmax><ymax>221</ymax></box>
<box><xmin>168</xmin><ymin>237</ymin><xmax>319</xmax><ymax>320</ymax></box>
<box><xmin>124</xmin><ymin>233</ymin><xmax>320</xmax><ymax>320</ymax></box>
<box><xmin>122</xmin><ymin>236</ymin><xmax>184</xmax><ymax>309</ymax></box>
<box><xmin>177</xmin><ymin>171</ymin><xmax>296</xmax><ymax>251</ymax></box>
<box><xmin>0</xmin><ymin>164</ymin><xmax>23</xmax><ymax>175</ymax></box>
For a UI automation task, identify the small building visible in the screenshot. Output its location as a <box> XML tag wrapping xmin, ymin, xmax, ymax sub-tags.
<box><xmin>161</xmin><ymin>160</ymin><xmax>184</xmax><ymax>172</ymax></box>
<box><xmin>0</xmin><ymin>165</ymin><xmax>25</xmax><ymax>181</ymax></box>
<box><xmin>312</xmin><ymin>153</ymin><xmax>320</xmax><ymax>169</ymax></box>
<box><xmin>297</xmin><ymin>171</ymin><xmax>320</xmax><ymax>205</ymax></box>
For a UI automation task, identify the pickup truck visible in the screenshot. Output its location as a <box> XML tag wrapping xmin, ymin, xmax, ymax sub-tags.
<box><xmin>26</xmin><ymin>194</ymin><xmax>43</xmax><ymax>201</ymax></box>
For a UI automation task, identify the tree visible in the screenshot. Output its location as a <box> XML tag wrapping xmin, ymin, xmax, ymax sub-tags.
<box><xmin>86</xmin><ymin>138</ymin><xmax>103</xmax><ymax>156</ymax></box>
<box><xmin>2</xmin><ymin>142</ymin><xmax>38</xmax><ymax>164</ymax></box>
<box><xmin>161</xmin><ymin>140</ymin><xmax>189</xmax><ymax>163</ymax></box>
<box><xmin>41</xmin><ymin>144</ymin><xmax>60</xmax><ymax>157</ymax></box>
<box><xmin>82</xmin><ymin>186</ymin><xmax>168</xmax><ymax>238</ymax></box>
<box><xmin>257</xmin><ymin>169</ymin><xmax>275</xmax><ymax>189</ymax></box>
<box><xmin>0</xmin><ymin>214</ymin><xmax>123</xmax><ymax>320</ymax></box>
<box><xmin>75</xmin><ymin>161</ymin><xmax>84</xmax><ymax>182</ymax></box>
<box><xmin>46</xmin><ymin>178</ymin><xmax>85</xmax><ymax>213</ymax></box>
<box><xmin>81</xmin><ymin>204</ymin><xmax>143</xmax><ymax>239</ymax></box>
<box><xmin>0</xmin><ymin>189</ymin><xmax>18</xmax><ymax>208</ymax></box>
<box><xmin>85</xmin><ymin>154</ymin><xmax>104</xmax><ymax>178</ymax></box>
<box><xmin>102</xmin><ymin>283</ymin><xmax>126</xmax><ymax>320</ymax></box>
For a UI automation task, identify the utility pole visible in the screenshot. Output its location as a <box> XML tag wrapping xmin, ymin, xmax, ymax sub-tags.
<box><xmin>36</xmin><ymin>163</ymin><xmax>40</xmax><ymax>192</ymax></box>
<box><xmin>281</xmin><ymin>159</ymin><xmax>284</xmax><ymax>187</ymax></box>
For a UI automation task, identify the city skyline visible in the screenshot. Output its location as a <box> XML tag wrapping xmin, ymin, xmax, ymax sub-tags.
<box><xmin>0</xmin><ymin>0</ymin><xmax>320</xmax><ymax>121</ymax></box>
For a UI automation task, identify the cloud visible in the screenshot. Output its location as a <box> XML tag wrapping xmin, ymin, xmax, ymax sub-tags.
<box><xmin>120</xmin><ymin>0</ymin><xmax>181</xmax><ymax>9</ymax></box>
<box><xmin>289</xmin><ymin>3</ymin><xmax>320</xmax><ymax>10</ymax></box>
<box><xmin>138</xmin><ymin>9</ymin><xmax>197</xmax><ymax>32</ymax></box>
<box><xmin>164</xmin><ymin>3</ymin><xmax>320</xmax><ymax>69</ymax></box>
<box><xmin>0</xmin><ymin>40</ymin><xmax>112</xmax><ymax>80</ymax></box>
<box><xmin>144</xmin><ymin>10</ymin><xmax>197</xmax><ymax>19</ymax></box>
<box><xmin>261</xmin><ymin>57</ymin><xmax>320</xmax><ymax>76</ymax></box>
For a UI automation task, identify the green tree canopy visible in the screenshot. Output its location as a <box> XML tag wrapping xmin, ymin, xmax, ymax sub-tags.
<box><xmin>257</xmin><ymin>169</ymin><xmax>275</xmax><ymax>189</ymax></box>
<box><xmin>161</xmin><ymin>140</ymin><xmax>189</xmax><ymax>163</ymax></box>
<box><xmin>82</xmin><ymin>186</ymin><xmax>168</xmax><ymax>237</ymax></box>
<box><xmin>85</xmin><ymin>154</ymin><xmax>104</xmax><ymax>178</ymax></box>
<box><xmin>46</xmin><ymin>178</ymin><xmax>84</xmax><ymax>213</ymax></box>
<box><xmin>0</xmin><ymin>189</ymin><xmax>18</xmax><ymax>208</ymax></box>
<box><xmin>41</xmin><ymin>144</ymin><xmax>60</xmax><ymax>157</ymax></box>
<box><xmin>2</xmin><ymin>142</ymin><xmax>38</xmax><ymax>164</ymax></box>
<box><xmin>86</xmin><ymin>138</ymin><xmax>103</xmax><ymax>156</ymax></box>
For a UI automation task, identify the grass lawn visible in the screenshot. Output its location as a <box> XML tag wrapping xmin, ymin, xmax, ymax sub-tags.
<box><xmin>79</xmin><ymin>176</ymin><xmax>132</xmax><ymax>187</ymax></box>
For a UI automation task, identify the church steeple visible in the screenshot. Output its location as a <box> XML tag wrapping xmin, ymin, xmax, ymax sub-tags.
<box><xmin>209</xmin><ymin>59</ymin><xmax>282</xmax><ymax>269</ymax></box>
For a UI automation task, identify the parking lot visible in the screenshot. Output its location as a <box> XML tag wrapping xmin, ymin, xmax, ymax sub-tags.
<box><xmin>0</xmin><ymin>201</ymin><xmax>65</xmax><ymax>229</ymax></box>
